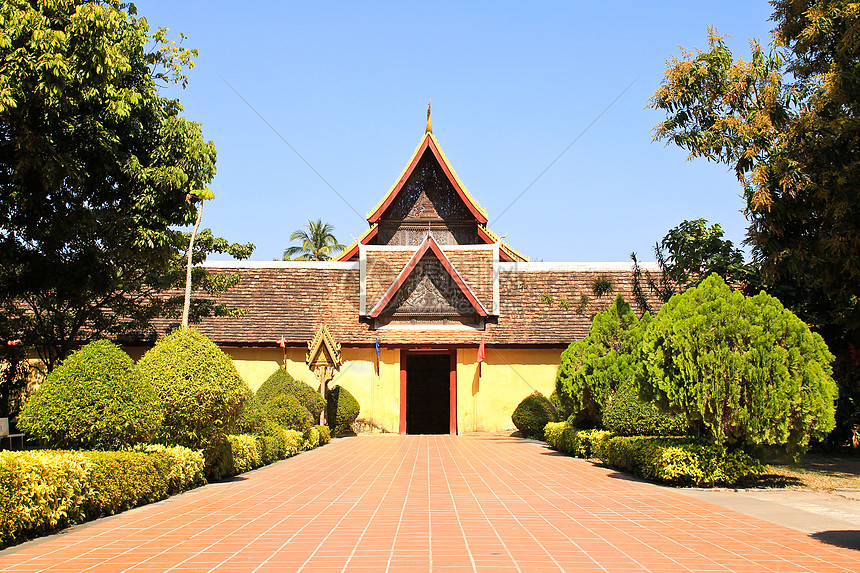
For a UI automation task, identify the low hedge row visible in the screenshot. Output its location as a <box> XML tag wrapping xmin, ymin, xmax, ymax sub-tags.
<box><xmin>226</xmin><ymin>429</ymin><xmax>304</xmax><ymax>476</ymax></box>
<box><xmin>0</xmin><ymin>446</ymin><xmax>204</xmax><ymax>548</ymax></box>
<box><xmin>543</xmin><ymin>422</ymin><xmax>763</xmax><ymax>486</ymax></box>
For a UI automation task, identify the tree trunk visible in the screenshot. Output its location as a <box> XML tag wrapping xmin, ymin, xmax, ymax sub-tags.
<box><xmin>182</xmin><ymin>203</ymin><xmax>203</xmax><ymax>328</ymax></box>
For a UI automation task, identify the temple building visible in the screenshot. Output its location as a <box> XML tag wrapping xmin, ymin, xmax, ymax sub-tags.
<box><xmin>150</xmin><ymin>111</ymin><xmax>659</xmax><ymax>434</ymax></box>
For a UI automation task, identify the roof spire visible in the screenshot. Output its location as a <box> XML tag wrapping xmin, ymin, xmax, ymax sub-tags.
<box><xmin>426</xmin><ymin>98</ymin><xmax>432</xmax><ymax>134</ymax></box>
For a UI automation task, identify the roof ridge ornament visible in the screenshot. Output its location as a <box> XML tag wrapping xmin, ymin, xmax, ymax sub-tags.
<box><xmin>426</xmin><ymin>98</ymin><xmax>432</xmax><ymax>134</ymax></box>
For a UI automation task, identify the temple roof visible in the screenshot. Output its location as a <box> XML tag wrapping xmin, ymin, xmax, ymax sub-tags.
<box><xmin>335</xmin><ymin>115</ymin><xmax>528</xmax><ymax>263</ymax></box>
<box><xmin>365</xmin><ymin>132</ymin><xmax>489</xmax><ymax>224</ymax></box>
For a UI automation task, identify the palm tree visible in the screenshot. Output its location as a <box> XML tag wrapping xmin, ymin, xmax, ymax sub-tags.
<box><xmin>283</xmin><ymin>219</ymin><xmax>346</xmax><ymax>261</ymax></box>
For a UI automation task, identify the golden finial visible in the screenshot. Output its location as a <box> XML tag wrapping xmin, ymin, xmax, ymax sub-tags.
<box><xmin>426</xmin><ymin>98</ymin><xmax>432</xmax><ymax>134</ymax></box>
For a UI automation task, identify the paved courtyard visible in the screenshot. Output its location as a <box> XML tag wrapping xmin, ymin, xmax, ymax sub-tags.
<box><xmin>0</xmin><ymin>435</ymin><xmax>857</xmax><ymax>572</ymax></box>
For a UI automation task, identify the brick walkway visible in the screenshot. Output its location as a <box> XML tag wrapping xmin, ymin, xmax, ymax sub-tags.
<box><xmin>0</xmin><ymin>435</ymin><xmax>857</xmax><ymax>572</ymax></box>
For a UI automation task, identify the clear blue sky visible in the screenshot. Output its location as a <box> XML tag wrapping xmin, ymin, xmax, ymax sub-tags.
<box><xmin>135</xmin><ymin>1</ymin><xmax>775</xmax><ymax>262</ymax></box>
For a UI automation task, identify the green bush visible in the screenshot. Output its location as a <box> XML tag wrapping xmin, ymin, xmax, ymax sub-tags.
<box><xmin>601</xmin><ymin>379</ymin><xmax>687</xmax><ymax>436</ymax></box>
<box><xmin>283</xmin><ymin>429</ymin><xmax>304</xmax><ymax>457</ymax></box>
<box><xmin>327</xmin><ymin>385</ymin><xmax>360</xmax><ymax>437</ymax></box>
<box><xmin>544</xmin><ymin>423</ymin><xmax>611</xmax><ymax>458</ymax></box>
<box><xmin>639</xmin><ymin>274</ymin><xmax>839</xmax><ymax>459</ymax></box>
<box><xmin>512</xmin><ymin>392</ymin><xmax>558</xmax><ymax>439</ymax></box>
<box><xmin>302</xmin><ymin>426</ymin><xmax>320</xmax><ymax>450</ymax></box>
<box><xmin>18</xmin><ymin>340</ymin><xmax>161</xmax><ymax>449</ymax></box>
<box><xmin>544</xmin><ymin>423</ymin><xmax>761</xmax><ymax>486</ymax></box>
<box><xmin>258</xmin><ymin>368</ymin><xmax>326</xmax><ymax>420</ymax></box>
<box><xmin>315</xmin><ymin>425</ymin><xmax>331</xmax><ymax>445</ymax></box>
<box><xmin>80</xmin><ymin>451</ymin><xmax>171</xmax><ymax>518</ymax></box>
<box><xmin>132</xmin><ymin>445</ymin><xmax>205</xmax><ymax>492</ymax></box>
<box><xmin>600</xmin><ymin>436</ymin><xmax>764</xmax><ymax>486</ymax></box>
<box><xmin>232</xmin><ymin>392</ymin><xmax>267</xmax><ymax>435</ymax></box>
<box><xmin>0</xmin><ymin>447</ymin><xmax>204</xmax><ymax>548</ymax></box>
<box><xmin>0</xmin><ymin>450</ymin><xmax>90</xmax><ymax>547</ymax></box>
<box><xmin>555</xmin><ymin>296</ymin><xmax>647</xmax><ymax>428</ymax></box>
<box><xmin>227</xmin><ymin>434</ymin><xmax>263</xmax><ymax>474</ymax></box>
<box><xmin>264</xmin><ymin>393</ymin><xmax>313</xmax><ymax>433</ymax></box>
<box><xmin>136</xmin><ymin>328</ymin><xmax>250</xmax><ymax>451</ymax></box>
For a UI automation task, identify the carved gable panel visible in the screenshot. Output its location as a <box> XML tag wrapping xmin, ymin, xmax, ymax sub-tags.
<box><xmin>382</xmin><ymin>152</ymin><xmax>473</xmax><ymax>222</ymax></box>
<box><xmin>381</xmin><ymin>255</ymin><xmax>476</xmax><ymax>317</ymax></box>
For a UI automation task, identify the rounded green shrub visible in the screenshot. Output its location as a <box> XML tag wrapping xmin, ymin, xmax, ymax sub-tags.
<box><xmin>555</xmin><ymin>295</ymin><xmax>646</xmax><ymax>428</ymax></box>
<box><xmin>511</xmin><ymin>391</ymin><xmax>558</xmax><ymax>439</ymax></box>
<box><xmin>257</xmin><ymin>368</ymin><xmax>326</xmax><ymax>420</ymax></box>
<box><xmin>232</xmin><ymin>392</ymin><xmax>266</xmax><ymax>435</ymax></box>
<box><xmin>602</xmin><ymin>379</ymin><xmax>687</xmax><ymax>436</ymax></box>
<box><xmin>638</xmin><ymin>274</ymin><xmax>838</xmax><ymax>460</ymax></box>
<box><xmin>327</xmin><ymin>385</ymin><xmax>360</xmax><ymax>436</ymax></box>
<box><xmin>18</xmin><ymin>340</ymin><xmax>161</xmax><ymax>449</ymax></box>
<box><xmin>136</xmin><ymin>327</ymin><xmax>249</xmax><ymax>449</ymax></box>
<box><xmin>263</xmin><ymin>393</ymin><xmax>313</xmax><ymax>433</ymax></box>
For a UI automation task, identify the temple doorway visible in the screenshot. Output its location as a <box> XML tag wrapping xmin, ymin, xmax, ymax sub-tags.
<box><xmin>402</xmin><ymin>351</ymin><xmax>456</xmax><ymax>434</ymax></box>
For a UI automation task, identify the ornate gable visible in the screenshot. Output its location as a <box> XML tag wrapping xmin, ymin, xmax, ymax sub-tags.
<box><xmin>368</xmin><ymin>236</ymin><xmax>488</xmax><ymax>326</ymax></box>
<box><xmin>335</xmin><ymin>106</ymin><xmax>528</xmax><ymax>262</ymax></box>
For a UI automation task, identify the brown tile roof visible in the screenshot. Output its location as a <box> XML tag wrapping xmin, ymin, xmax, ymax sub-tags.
<box><xmin>148</xmin><ymin>261</ymin><xmax>663</xmax><ymax>349</ymax></box>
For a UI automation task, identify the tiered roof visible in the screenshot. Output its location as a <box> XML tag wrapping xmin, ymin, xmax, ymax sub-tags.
<box><xmin>337</xmin><ymin>110</ymin><xmax>527</xmax><ymax>262</ymax></box>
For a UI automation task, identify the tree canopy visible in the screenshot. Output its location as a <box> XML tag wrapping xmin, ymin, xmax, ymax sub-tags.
<box><xmin>638</xmin><ymin>274</ymin><xmax>837</xmax><ymax>460</ymax></box>
<box><xmin>0</xmin><ymin>0</ymin><xmax>251</xmax><ymax>370</ymax></box>
<box><xmin>649</xmin><ymin>1</ymin><xmax>860</xmax><ymax>434</ymax></box>
<box><xmin>283</xmin><ymin>219</ymin><xmax>345</xmax><ymax>261</ymax></box>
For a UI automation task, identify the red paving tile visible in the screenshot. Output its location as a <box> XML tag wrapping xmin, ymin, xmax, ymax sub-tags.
<box><xmin>1</xmin><ymin>435</ymin><xmax>858</xmax><ymax>572</ymax></box>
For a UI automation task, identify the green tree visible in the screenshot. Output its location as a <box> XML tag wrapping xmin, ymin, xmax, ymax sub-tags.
<box><xmin>649</xmin><ymin>4</ymin><xmax>860</xmax><ymax>438</ymax></box>
<box><xmin>631</xmin><ymin>219</ymin><xmax>752</xmax><ymax>313</ymax></box>
<box><xmin>0</xmin><ymin>0</ymin><xmax>252</xmax><ymax>371</ymax></box>
<box><xmin>555</xmin><ymin>295</ymin><xmax>645</xmax><ymax>427</ymax></box>
<box><xmin>638</xmin><ymin>274</ymin><xmax>838</xmax><ymax>460</ymax></box>
<box><xmin>283</xmin><ymin>220</ymin><xmax>346</xmax><ymax>261</ymax></box>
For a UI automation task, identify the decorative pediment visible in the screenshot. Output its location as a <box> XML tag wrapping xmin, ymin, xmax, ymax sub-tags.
<box><xmin>368</xmin><ymin>236</ymin><xmax>488</xmax><ymax>319</ymax></box>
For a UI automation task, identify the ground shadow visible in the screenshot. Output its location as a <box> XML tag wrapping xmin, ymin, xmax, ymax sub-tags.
<box><xmin>811</xmin><ymin>530</ymin><xmax>860</xmax><ymax>551</ymax></box>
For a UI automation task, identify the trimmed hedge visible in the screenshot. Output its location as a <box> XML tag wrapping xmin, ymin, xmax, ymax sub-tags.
<box><xmin>263</xmin><ymin>393</ymin><xmax>313</xmax><ymax>433</ymax></box>
<box><xmin>316</xmin><ymin>425</ymin><xmax>331</xmax><ymax>445</ymax></box>
<box><xmin>258</xmin><ymin>368</ymin><xmax>326</xmax><ymax>420</ymax></box>
<box><xmin>302</xmin><ymin>426</ymin><xmax>320</xmax><ymax>451</ymax></box>
<box><xmin>137</xmin><ymin>328</ymin><xmax>249</xmax><ymax>451</ymax></box>
<box><xmin>0</xmin><ymin>447</ymin><xmax>204</xmax><ymax>548</ymax></box>
<box><xmin>512</xmin><ymin>392</ymin><xmax>558</xmax><ymax>439</ymax></box>
<box><xmin>0</xmin><ymin>451</ymin><xmax>90</xmax><ymax>546</ymax></box>
<box><xmin>601</xmin><ymin>436</ymin><xmax>764</xmax><ymax>486</ymax></box>
<box><xmin>327</xmin><ymin>385</ymin><xmax>360</xmax><ymax>437</ymax></box>
<box><xmin>18</xmin><ymin>340</ymin><xmax>162</xmax><ymax>449</ymax></box>
<box><xmin>601</xmin><ymin>379</ymin><xmax>687</xmax><ymax>437</ymax></box>
<box><xmin>544</xmin><ymin>423</ymin><xmax>762</xmax><ymax>486</ymax></box>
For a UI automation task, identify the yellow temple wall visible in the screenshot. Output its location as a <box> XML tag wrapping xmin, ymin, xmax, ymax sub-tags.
<box><xmin>456</xmin><ymin>348</ymin><xmax>562</xmax><ymax>433</ymax></box>
<box><xmin>208</xmin><ymin>345</ymin><xmax>561</xmax><ymax>435</ymax></box>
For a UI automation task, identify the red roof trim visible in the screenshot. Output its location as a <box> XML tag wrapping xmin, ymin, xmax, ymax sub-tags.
<box><xmin>367</xmin><ymin>135</ymin><xmax>488</xmax><ymax>224</ymax></box>
<box><xmin>369</xmin><ymin>236</ymin><xmax>488</xmax><ymax>318</ymax></box>
<box><xmin>334</xmin><ymin>226</ymin><xmax>378</xmax><ymax>261</ymax></box>
<box><xmin>476</xmin><ymin>227</ymin><xmax>517</xmax><ymax>262</ymax></box>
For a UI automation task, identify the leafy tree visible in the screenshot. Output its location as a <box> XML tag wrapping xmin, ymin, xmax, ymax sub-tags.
<box><xmin>555</xmin><ymin>295</ymin><xmax>646</xmax><ymax>427</ymax></box>
<box><xmin>638</xmin><ymin>274</ymin><xmax>838</xmax><ymax>460</ymax></box>
<box><xmin>631</xmin><ymin>219</ymin><xmax>752</xmax><ymax>313</ymax></box>
<box><xmin>649</xmin><ymin>4</ymin><xmax>860</xmax><ymax>438</ymax></box>
<box><xmin>283</xmin><ymin>219</ymin><xmax>345</xmax><ymax>261</ymax></box>
<box><xmin>0</xmin><ymin>0</ymin><xmax>251</xmax><ymax>372</ymax></box>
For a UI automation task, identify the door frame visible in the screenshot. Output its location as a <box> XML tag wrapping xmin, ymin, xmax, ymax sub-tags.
<box><xmin>399</xmin><ymin>349</ymin><xmax>457</xmax><ymax>435</ymax></box>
